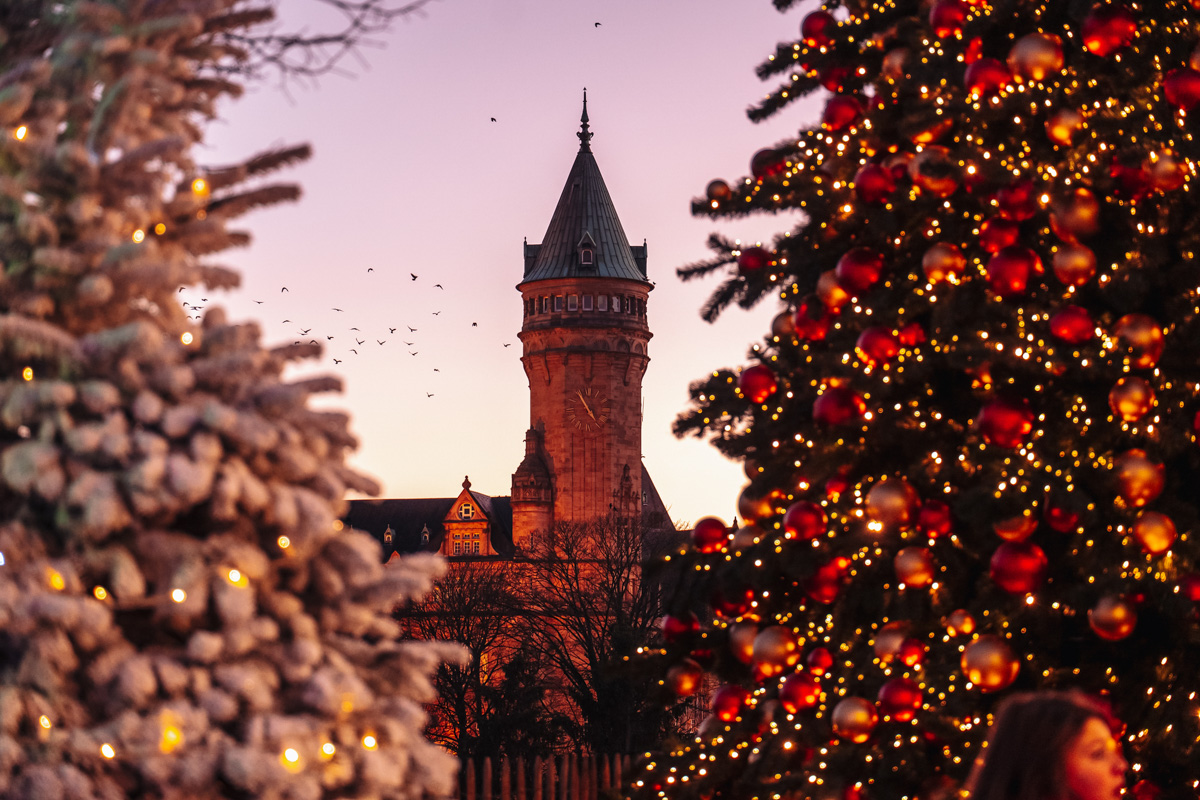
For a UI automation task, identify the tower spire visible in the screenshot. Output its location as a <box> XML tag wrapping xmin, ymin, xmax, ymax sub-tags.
<box><xmin>577</xmin><ymin>88</ymin><xmax>592</xmax><ymax>153</ymax></box>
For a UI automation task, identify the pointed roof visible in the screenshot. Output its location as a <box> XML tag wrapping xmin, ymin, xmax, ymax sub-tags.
<box><xmin>522</xmin><ymin>91</ymin><xmax>649</xmax><ymax>286</ymax></box>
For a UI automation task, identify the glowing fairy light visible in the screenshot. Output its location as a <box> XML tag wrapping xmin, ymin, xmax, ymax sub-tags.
<box><xmin>321</xmin><ymin>742</ymin><xmax>336</xmax><ymax>758</ymax></box>
<box><xmin>100</xmin><ymin>743</ymin><xmax>115</xmax><ymax>759</ymax></box>
<box><xmin>361</xmin><ymin>734</ymin><xmax>378</xmax><ymax>750</ymax></box>
<box><xmin>277</xmin><ymin>535</ymin><xmax>291</xmax><ymax>549</ymax></box>
<box><xmin>281</xmin><ymin>748</ymin><xmax>302</xmax><ymax>772</ymax></box>
<box><xmin>171</xmin><ymin>588</ymin><xmax>186</xmax><ymax>603</ymax></box>
<box><xmin>22</xmin><ymin>367</ymin><xmax>33</xmax><ymax>381</ymax></box>
<box><xmin>155</xmin><ymin>222</ymin><xmax>166</xmax><ymax>234</ymax></box>
<box><xmin>132</xmin><ymin>229</ymin><xmax>145</xmax><ymax>243</ymax></box>
<box><xmin>227</xmin><ymin>568</ymin><xmax>248</xmax><ymax>587</ymax></box>
<box><xmin>38</xmin><ymin>715</ymin><xmax>50</xmax><ymax>729</ymax></box>
<box><xmin>93</xmin><ymin>586</ymin><xmax>108</xmax><ymax>601</ymax></box>
<box><xmin>13</xmin><ymin>126</ymin><xmax>26</xmax><ymax>140</ymax></box>
<box><xmin>192</xmin><ymin>178</ymin><xmax>208</xmax><ymax>195</ymax></box>
<box><xmin>181</xmin><ymin>332</ymin><xmax>193</xmax><ymax>345</ymax></box>
<box><xmin>47</xmin><ymin>569</ymin><xmax>65</xmax><ymax>591</ymax></box>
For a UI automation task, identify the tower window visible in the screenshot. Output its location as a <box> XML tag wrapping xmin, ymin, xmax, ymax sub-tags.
<box><xmin>458</xmin><ymin>503</ymin><xmax>475</xmax><ymax>520</ymax></box>
<box><xmin>568</xmin><ymin>295</ymin><xmax>578</xmax><ymax>311</ymax></box>
<box><xmin>598</xmin><ymin>295</ymin><xmax>608</xmax><ymax>311</ymax></box>
<box><xmin>554</xmin><ymin>295</ymin><xmax>564</xmax><ymax>312</ymax></box>
<box><xmin>582</xmin><ymin>295</ymin><xmax>593</xmax><ymax>311</ymax></box>
<box><xmin>541</xmin><ymin>296</ymin><xmax>549</xmax><ymax>313</ymax></box>
<box><xmin>580</xmin><ymin>248</ymin><xmax>594</xmax><ymax>265</ymax></box>
<box><xmin>611</xmin><ymin>295</ymin><xmax>620</xmax><ymax>312</ymax></box>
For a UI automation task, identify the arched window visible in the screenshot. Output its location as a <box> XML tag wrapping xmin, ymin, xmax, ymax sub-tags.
<box><xmin>458</xmin><ymin>503</ymin><xmax>475</xmax><ymax>520</ymax></box>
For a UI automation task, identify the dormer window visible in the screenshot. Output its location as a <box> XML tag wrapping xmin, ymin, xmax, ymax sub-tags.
<box><xmin>580</xmin><ymin>248</ymin><xmax>593</xmax><ymax>265</ymax></box>
<box><xmin>577</xmin><ymin>232</ymin><xmax>597</xmax><ymax>269</ymax></box>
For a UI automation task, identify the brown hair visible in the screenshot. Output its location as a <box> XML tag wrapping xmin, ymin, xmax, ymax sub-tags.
<box><xmin>963</xmin><ymin>691</ymin><xmax>1115</xmax><ymax>800</ymax></box>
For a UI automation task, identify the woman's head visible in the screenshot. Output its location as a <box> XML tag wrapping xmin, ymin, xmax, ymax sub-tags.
<box><xmin>963</xmin><ymin>691</ymin><xmax>1127</xmax><ymax>800</ymax></box>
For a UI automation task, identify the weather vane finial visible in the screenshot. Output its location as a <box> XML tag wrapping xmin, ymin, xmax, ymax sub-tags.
<box><xmin>578</xmin><ymin>88</ymin><xmax>592</xmax><ymax>153</ymax></box>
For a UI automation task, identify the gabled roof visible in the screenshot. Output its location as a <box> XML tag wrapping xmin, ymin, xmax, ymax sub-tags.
<box><xmin>521</xmin><ymin>92</ymin><xmax>649</xmax><ymax>286</ymax></box>
<box><xmin>344</xmin><ymin>494</ymin><xmax>515</xmax><ymax>560</ymax></box>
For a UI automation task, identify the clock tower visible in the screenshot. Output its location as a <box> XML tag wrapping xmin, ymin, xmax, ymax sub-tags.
<box><xmin>510</xmin><ymin>94</ymin><xmax>652</xmax><ymax>549</ymax></box>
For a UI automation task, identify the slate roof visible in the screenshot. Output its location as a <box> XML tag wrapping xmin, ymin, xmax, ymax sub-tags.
<box><xmin>344</xmin><ymin>493</ymin><xmax>514</xmax><ymax>560</ymax></box>
<box><xmin>521</xmin><ymin>93</ymin><xmax>650</xmax><ymax>286</ymax></box>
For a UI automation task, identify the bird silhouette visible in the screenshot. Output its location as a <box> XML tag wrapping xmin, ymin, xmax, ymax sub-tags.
<box><xmin>404</xmin><ymin>341</ymin><xmax>414</xmax><ymax>346</ymax></box>
<box><xmin>282</xmin><ymin>319</ymin><xmax>291</xmax><ymax>323</ymax></box>
<box><xmin>356</xmin><ymin>338</ymin><xmax>365</xmax><ymax>345</ymax></box>
<box><xmin>327</xmin><ymin>336</ymin><xmax>334</xmax><ymax>340</ymax></box>
<box><xmin>309</xmin><ymin>339</ymin><xmax>318</xmax><ymax>345</ymax></box>
<box><xmin>178</xmin><ymin>287</ymin><xmax>185</xmax><ymax>292</ymax></box>
<box><xmin>332</xmin><ymin>307</ymin><xmax>343</xmax><ymax>312</ymax></box>
<box><xmin>254</xmin><ymin>300</ymin><xmax>264</xmax><ymax>304</ymax></box>
<box><xmin>350</xmin><ymin>349</ymin><xmax>358</xmax><ymax>354</ymax></box>
<box><xmin>433</xmin><ymin>368</ymin><xmax>440</xmax><ymax>372</ymax></box>
<box><xmin>491</xmin><ymin>117</ymin><xmax>497</xmax><ymax>122</ymax></box>
<box><xmin>350</xmin><ymin>327</ymin><xmax>360</xmax><ymax>331</ymax></box>
<box><xmin>471</xmin><ymin>322</ymin><xmax>478</xmax><ymax>327</ymax></box>
<box><xmin>300</xmin><ymin>328</ymin><xmax>311</xmax><ymax>335</ymax></box>
<box><xmin>409</xmin><ymin>351</ymin><xmax>418</xmax><ymax>356</ymax></box>
<box><xmin>410</xmin><ymin>273</ymin><xmax>418</xmax><ymax>281</ymax></box>
<box><xmin>503</xmin><ymin>343</ymin><xmax>512</xmax><ymax>347</ymax></box>
<box><xmin>407</xmin><ymin>326</ymin><xmax>417</xmax><ymax>332</ymax></box>
<box><xmin>333</xmin><ymin>358</ymin><xmax>342</xmax><ymax>364</ymax></box>
<box><xmin>367</xmin><ymin>268</ymin><xmax>374</xmax><ymax>273</ymax></box>
<box><xmin>281</xmin><ymin>287</ymin><xmax>288</xmax><ymax>292</ymax></box>
<box><xmin>594</xmin><ymin>21</ymin><xmax>601</xmax><ymax>27</ymax></box>
<box><xmin>426</xmin><ymin>393</ymin><xmax>434</xmax><ymax>397</ymax></box>
<box><xmin>377</xmin><ymin>340</ymin><xmax>386</xmax><ymax>345</ymax></box>
<box><xmin>389</xmin><ymin>327</ymin><xmax>397</xmax><ymax>333</ymax></box>
<box><xmin>432</xmin><ymin>311</ymin><xmax>441</xmax><ymax>315</ymax></box>
<box><xmin>434</xmin><ymin>284</ymin><xmax>444</xmax><ymax>289</ymax></box>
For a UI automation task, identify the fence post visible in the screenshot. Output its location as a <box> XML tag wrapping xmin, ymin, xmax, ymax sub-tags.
<box><xmin>500</xmin><ymin>757</ymin><xmax>511</xmax><ymax>800</ymax></box>
<box><xmin>615</xmin><ymin>754</ymin><xmax>624</xmax><ymax>790</ymax></box>
<box><xmin>532</xmin><ymin>756</ymin><xmax>542</xmax><ymax>800</ymax></box>
<box><xmin>483</xmin><ymin>757</ymin><xmax>493</xmax><ymax>800</ymax></box>
<box><xmin>546</xmin><ymin>756</ymin><xmax>556</xmax><ymax>800</ymax></box>
<box><xmin>466</xmin><ymin>758</ymin><xmax>477</xmax><ymax>800</ymax></box>
<box><xmin>517</xmin><ymin>757</ymin><xmax>526</xmax><ymax>800</ymax></box>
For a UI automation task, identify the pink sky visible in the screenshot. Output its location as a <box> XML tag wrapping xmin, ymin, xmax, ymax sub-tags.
<box><xmin>192</xmin><ymin>0</ymin><xmax>824</xmax><ymax>528</ymax></box>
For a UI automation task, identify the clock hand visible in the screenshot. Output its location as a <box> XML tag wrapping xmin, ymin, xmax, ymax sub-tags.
<box><xmin>576</xmin><ymin>390</ymin><xmax>596</xmax><ymax>420</ymax></box>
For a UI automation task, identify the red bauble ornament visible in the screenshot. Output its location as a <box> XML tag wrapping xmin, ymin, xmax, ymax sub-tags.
<box><xmin>1049</xmin><ymin>306</ymin><xmax>1095</xmax><ymax>345</ymax></box>
<box><xmin>1052</xmin><ymin>244</ymin><xmax>1097</xmax><ymax>287</ymax></box>
<box><xmin>964</xmin><ymin>35</ymin><xmax>984</xmax><ymax>63</ymax></box>
<box><xmin>823</xmin><ymin>95</ymin><xmax>863</xmax><ymax>131</ymax></box>
<box><xmin>661</xmin><ymin>613</ymin><xmax>700</xmax><ymax>643</ymax></box>
<box><xmin>801</xmin><ymin>10</ymin><xmax>836</xmax><ymax>48</ymax></box>
<box><xmin>979</xmin><ymin>217</ymin><xmax>1021</xmax><ymax>254</ymax></box>
<box><xmin>706</xmin><ymin>180</ymin><xmax>732</xmax><ymax>202</ymax></box>
<box><xmin>814</xmin><ymin>385</ymin><xmax>866</xmax><ymax>426</ymax></box>
<box><xmin>1114</xmin><ymin>448</ymin><xmax>1165</xmax><ymax>508</ymax></box>
<box><xmin>898</xmin><ymin>322</ymin><xmax>925</xmax><ymax>346</ymax></box>
<box><xmin>751</xmin><ymin>148</ymin><xmax>787</xmax><ymax>180</ymax></box>
<box><xmin>929</xmin><ymin>0</ymin><xmax>968</xmax><ymax>39</ymax></box>
<box><xmin>711</xmin><ymin>684</ymin><xmax>751</xmax><ymax>722</ymax></box>
<box><xmin>807</xmin><ymin>647</ymin><xmax>834</xmax><ymax>675</ymax></box>
<box><xmin>854</xmin><ymin>163</ymin><xmax>896</xmax><ymax>203</ymax></box>
<box><xmin>1110</xmin><ymin>153</ymin><xmax>1151</xmax><ymax>199</ymax></box>
<box><xmin>1177</xmin><ymin>573</ymin><xmax>1200</xmax><ymax>602</ymax></box>
<box><xmin>897</xmin><ymin>637</ymin><xmax>928</xmax><ymax>668</ymax></box>
<box><xmin>1007</xmin><ymin>32</ymin><xmax>1064</xmax><ymax>83</ymax></box>
<box><xmin>993</xmin><ymin>513</ymin><xmax>1038</xmax><ymax>542</ymax></box>
<box><xmin>1109</xmin><ymin>376</ymin><xmax>1155</xmax><ymax>422</ymax></box>
<box><xmin>1148</xmin><ymin>149</ymin><xmax>1187</xmax><ymax>192</ymax></box>
<box><xmin>866</xmin><ymin>477</ymin><xmax>919</xmax><ymax>530</ymax></box>
<box><xmin>713</xmin><ymin>585</ymin><xmax>756</xmax><ymax>618</ymax></box>
<box><xmin>1045</xmin><ymin>503</ymin><xmax>1080</xmax><ymax>533</ymax></box>
<box><xmin>977</xmin><ymin>397</ymin><xmax>1035</xmax><ymax>448</ymax></box>
<box><xmin>1046</xmin><ymin>108</ymin><xmax>1086</xmax><ymax>146</ymax></box>
<box><xmin>795</xmin><ymin>295</ymin><xmax>833</xmax><ymax>341</ymax></box>
<box><xmin>666</xmin><ymin>659</ymin><xmax>704</xmax><ymax>697</ymax></box>
<box><xmin>1132</xmin><ymin>510</ymin><xmax>1177</xmax><ymax>555</ymax></box>
<box><xmin>692</xmin><ymin>517</ymin><xmax>730</xmax><ymax>554</ymax></box>
<box><xmin>918</xmin><ymin>500</ymin><xmax>953</xmax><ymax>538</ymax></box>
<box><xmin>737</xmin><ymin>246</ymin><xmax>771</xmax><ymax>273</ymax></box>
<box><xmin>817</xmin><ymin>270</ymin><xmax>851</xmax><ymax>313</ymax></box>
<box><xmin>961</xmin><ymin>635</ymin><xmax>1019</xmax><ymax>692</ymax></box>
<box><xmin>945</xmin><ymin>609</ymin><xmax>976</xmax><ymax>637</ymax></box>
<box><xmin>986</xmin><ymin>246</ymin><xmax>1042</xmax><ymax>298</ymax></box>
<box><xmin>753</xmin><ymin>625</ymin><xmax>800</xmax><ymax>678</ymax></box>
<box><xmin>855</xmin><ymin>326</ymin><xmax>900</xmax><ymax>367</ymax></box>
<box><xmin>1112</xmin><ymin>314</ymin><xmax>1165</xmax><ymax>370</ymax></box>
<box><xmin>1051</xmin><ymin>187</ymin><xmax>1101</xmax><ymax>242</ymax></box>
<box><xmin>729</xmin><ymin>622</ymin><xmax>757</xmax><ymax>663</ymax></box>
<box><xmin>964</xmin><ymin>57</ymin><xmax>1012</xmax><ymax>97</ymax></box>
<box><xmin>875</xmin><ymin>622</ymin><xmax>909</xmax><ymax>661</ymax></box>
<box><xmin>990</xmin><ymin>541</ymin><xmax>1048</xmax><ymax>594</ymax></box>
<box><xmin>895</xmin><ymin>547</ymin><xmax>936</xmax><ymax>588</ymax></box>
<box><xmin>835</xmin><ymin>247</ymin><xmax>886</xmax><ymax>293</ymax></box>
<box><xmin>1164</xmin><ymin>68</ymin><xmax>1200</xmax><ymax>110</ymax></box>
<box><xmin>805</xmin><ymin>556</ymin><xmax>850</xmax><ymax>603</ymax></box>
<box><xmin>909</xmin><ymin>146</ymin><xmax>958</xmax><ymax>197</ymax></box>
<box><xmin>783</xmin><ymin>500</ymin><xmax>827</xmax><ymax>541</ymax></box>
<box><xmin>739</xmin><ymin>364</ymin><xmax>778</xmax><ymax>404</ymax></box>
<box><xmin>1089</xmin><ymin>596</ymin><xmax>1137</xmax><ymax>641</ymax></box>
<box><xmin>1082</xmin><ymin>4</ymin><xmax>1137</xmax><ymax>57</ymax></box>
<box><xmin>826</xmin><ymin>470</ymin><xmax>851</xmax><ymax>502</ymax></box>
<box><xmin>779</xmin><ymin>672</ymin><xmax>822</xmax><ymax>713</ymax></box>
<box><xmin>1131</xmin><ymin>780</ymin><xmax>1163</xmax><ymax>800</ymax></box>
<box><xmin>995</xmin><ymin>179</ymin><xmax>1038</xmax><ymax>221</ymax></box>
<box><xmin>922</xmin><ymin>242</ymin><xmax>966</xmax><ymax>284</ymax></box>
<box><xmin>877</xmin><ymin>677</ymin><xmax>923</xmax><ymax>722</ymax></box>
<box><xmin>820</xmin><ymin>64</ymin><xmax>851</xmax><ymax>93</ymax></box>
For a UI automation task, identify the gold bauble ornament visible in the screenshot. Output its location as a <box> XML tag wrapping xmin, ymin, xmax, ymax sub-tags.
<box><xmin>1113</xmin><ymin>448</ymin><xmax>1165</xmax><ymax>508</ymax></box>
<box><xmin>1112</xmin><ymin>314</ymin><xmax>1165</xmax><ymax>370</ymax></box>
<box><xmin>1132</xmin><ymin>510</ymin><xmax>1177</xmax><ymax>555</ymax></box>
<box><xmin>874</xmin><ymin>620</ymin><xmax>909</xmax><ymax>661</ymax></box>
<box><xmin>732</xmin><ymin>523</ymin><xmax>767</xmax><ymax>550</ymax></box>
<box><xmin>729</xmin><ymin>621</ymin><xmax>759</xmax><ymax>664</ymax></box>
<box><xmin>1007</xmin><ymin>32</ymin><xmax>1064</xmax><ymax>83</ymax></box>
<box><xmin>1051</xmin><ymin>187</ymin><xmax>1101</xmax><ymax>243</ymax></box>
<box><xmin>866</xmin><ymin>477</ymin><xmax>919</xmax><ymax>531</ymax></box>
<box><xmin>1088</xmin><ymin>596</ymin><xmax>1137</xmax><ymax>641</ymax></box>
<box><xmin>1147</xmin><ymin>149</ymin><xmax>1186</xmax><ymax>192</ymax></box>
<box><xmin>831</xmin><ymin>697</ymin><xmax>879</xmax><ymax>743</ymax></box>
<box><xmin>752</xmin><ymin>625</ymin><xmax>801</xmax><ymax>677</ymax></box>
<box><xmin>666</xmin><ymin>659</ymin><xmax>704</xmax><ymax>697</ymax></box>
<box><xmin>882</xmin><ymin>47</ymin><xmax>911</xmax><ymax>80</ymax></box>
<box><xmin>894</xmin><ymin>546</ymin><xmax>936</xmax><ymax>588</ymax></box>
<box><xmin>961</xmin><ymin>635</ymin><xmax>1019</xmax><ymax>692</ymax></box>
<box><xmin>1046</xmin><ymin>108</ymin><xmax>1085</xmax><ymax>146</ymax></box>
<box><xmin>1109</xmin><ymin>376</ymin><xmax>1156</xmax><ymax>422</ymax></box>
<box><xmin>738</xmin><ymin>484</ymin><xmax>784</xmax><ymax>522</ymax></box>
<box><xmin>922</xmin><ymin>242</ymin><xmax>966</xmax><ymax>284</ymax></box>
<box><xmin>993</xmin><ymin>512</ymin><xmax>1038</xmax><ymax>542</ymax></box>
<box><xmin>1051</xmin><ymin>244</ymin><xmax>1097</xmax><ymax>287</ymax></box>
<box><xmin>771</xmin><ymin>310</ymin><xmax>797</xmax><ymax>340</ymax></box>
<box><xmin>945</xmin><ymin>609</ymin><xmax>976</xmax><ymax>637</ymax></box>
<box><xmin>817</xmin><ymin>269</ymin><xmax>852</xmax><ymax>311</ymax></box>
<box><xmin>908</xmin><ymin>146</ymin><xmax>958</xmax><ymax>197</ymax></box>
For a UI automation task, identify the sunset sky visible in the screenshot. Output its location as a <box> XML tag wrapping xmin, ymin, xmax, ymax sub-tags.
<box><xmin>192</xmin><ymin>0</ymin><xmax>825</xmax><ymax>528</ymax></box>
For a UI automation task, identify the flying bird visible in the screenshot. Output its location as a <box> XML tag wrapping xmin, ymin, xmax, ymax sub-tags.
<box><xmin>410</xmin><ymin>273</ymin><xmax>418</xmax><ymax>281</ymax></box>
<box><xmin>409</xmin><ymin>351</ymin><xmax>418</xmax><ymax>356</ymax></box>
<box><xmin>350</xmin><ymin>349</ymin><xmax>358</xmax><ymax>354</ymax></box>
<box><xmin>333</xmin><ymin>358</ymin><xmax>342</xmax><ymax>364</ymax></box>
<box><xmin>426</xmin><ymin>393</ymin><xmax>434</xmax><ymax>397</ymax></box>
<box><xmin>356</xmin><ymin>338</ymin><xmax>365</xmax><ymax>345</ymax></box>
<box><xmin>300</xmin><ymin>328</ymin><xmax>311</xmax><ymax>335</ymax></box>
<box><xmin>594</xmin><ymin>21</ymin><xmax>601</xmax><ymax>27</ymax></box>
<box><xmin>389</xmin><ymin>327</ymin><xmax>397</xmax><ymax>333</ymax></box>
<box><xmin>281</xmin><ymin>287</ymin><xmax>288</xmax><ymax>292</ymax></box>
<box><xmin>377</xmin><ymin>340</ymin><xmax>386</xmax><ymax>345</ymax></box>
<box><xmin>178</xmin><ymin>287</ymin><xmax>185</xmax><ymax>292</ymax></box>
<box><xmin>367</xmin><ymin>268</ymin><xmax>374</xmax><ymax>273</ymax></box>
<box><xmin>404</xmin><ymin>341</ymin><xmax>414</xmax><ymax>346</ymax></box>
<box><xmin>471</xmin><ymin>322</ymin><xmax>478</xmax><ymax>327</ymax></box>
<box><xmin>327</xmin><ymin>336</ymin><xmax>334</xmax><ymax>340</ymax></box>
<box><xmin>282</xmin><ymin>319</ymin><xmax>291</xmax><ymax>323</ymax></box>
<box><xmin>407</xmin><ymin>326</ymin><xmax>417</xmax><ymax>332</ymax></box>
<box><xmin>491</xmin><ymin>117</ymin><xmax>497</xmax><ymax>122</ymax></box>
<box><xmin>254</xmin><ymin>300</ymin><xmax>264</xmax><ymax>304</ymax></box>
<box><xmin>332</xmin><ymin>307</ymin><xmax>343</xmax><ymax>312</ymax></box>
<box><xmin>350</xmin><ymin>327</ymin><xmax>360</xmax><ymax>331</ymax></box>
<box><xmin>503</xmin><ymin>343</ymin><xmax>512</xmax><ymax>347</ymax></box>
<box><xmin>434</xmin><ymin>284</ymin><xmax>443</xmax><ymax>289</ymax></box>
<box><xmin>309</xmin><ymin>340</ymin><xmax>318</xmax><ymax>345</ymax></box>
<box><xmin>432</xmin><ymin>311</ymin><xmax>441</xmax><ymax>315</ymax></box>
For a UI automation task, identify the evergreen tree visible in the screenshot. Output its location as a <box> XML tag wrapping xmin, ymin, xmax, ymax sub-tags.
<box><xmin>639</xmin><ymin>2</ymin><xmax>1200</xmax><ymax>799</ymax></box>
<box><xmin>0</xmin><ymin>2</ymin><xmax>461</xmax><ymax>798</ymax></box>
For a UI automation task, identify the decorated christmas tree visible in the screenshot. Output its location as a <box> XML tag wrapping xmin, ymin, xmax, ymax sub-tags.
<box><xmin>0</xmin><ymin>2</ymin><xmax>462</xmax><ymax>798</ymax></box>
<box><xmin>639</xmin><ymin>1</ymin><xmax>1200</xmax><ymax>798</ymax></box>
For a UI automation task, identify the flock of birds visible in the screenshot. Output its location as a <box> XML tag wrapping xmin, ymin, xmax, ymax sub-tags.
<box><xmin>179</xmin><ymin>267</ymin><xmax>516</xmax><ymax>399</ymax></box>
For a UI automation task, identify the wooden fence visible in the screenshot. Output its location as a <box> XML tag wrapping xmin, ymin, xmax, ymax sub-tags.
<box><xmin>457</xmin><ymin>753</ymin><xmax>633</xmax><ymax>800</ymax></box>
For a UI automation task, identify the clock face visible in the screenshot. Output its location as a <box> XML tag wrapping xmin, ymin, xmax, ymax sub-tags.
<box><xmin>567</xmin><ymin>386</ymin><xmax>611</xmax><ymax>432</ymax></box>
